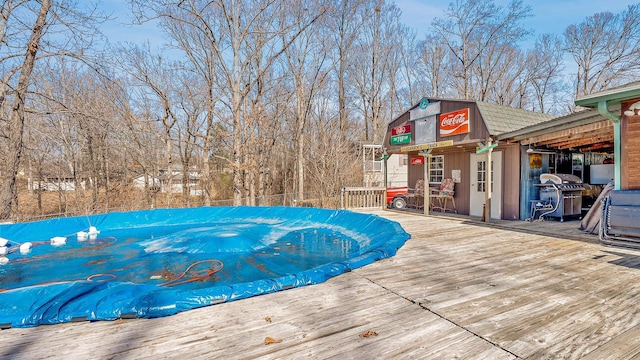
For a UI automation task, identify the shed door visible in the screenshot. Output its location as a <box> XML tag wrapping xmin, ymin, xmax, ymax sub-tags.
<box><xmin>470</xmin><ymin>152</ymin><xmax>502</xmax><ymax>219</ymax></box>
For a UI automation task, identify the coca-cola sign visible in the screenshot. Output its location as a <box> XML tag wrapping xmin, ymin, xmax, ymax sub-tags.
<box><xmin>440</xmin><ymin>108</ymin><xmax>470</xmax><ymax>137</ymax></box>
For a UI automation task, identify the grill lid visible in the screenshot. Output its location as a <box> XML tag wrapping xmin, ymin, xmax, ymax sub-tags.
<box><xmin>540</xmin><ymin>173</ymin><xmax>583</xmax><ymax>185</ymax></box>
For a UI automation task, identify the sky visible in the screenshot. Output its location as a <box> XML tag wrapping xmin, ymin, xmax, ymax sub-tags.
<box><xmin>396</xmin><ymin>0</ymin><xmax>636</xmax><ymax>41</ymax></box>
<box><xmin>99</xmin><ymin>0</ymin><xmax>637</xmax><ymax>48</ymax></box>
<box><xmin>393</xmin><ymin>0</ymin><xmax>637</xmax><ymax>79</ymax></box>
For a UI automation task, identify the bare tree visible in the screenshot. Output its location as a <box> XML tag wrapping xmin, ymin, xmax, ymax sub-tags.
<box><xmin>112</xmin><ymin>81</ymin><xmax>165</xmax><ymax>208</ymax></box>
<box><xmin>565</xmin><ymin>4</ymin><xmax>640</xmax><ymax>97</ymax></box>
<box><xmin>281</xmin><ymin>2</ymin><xmax>329</xmax><ymax>204</ymax></box>
<box><xmin>326</xmin><ymin>0</ymin><xmax>364</xmax><ymax>140</ymax></box>
<box><xmin>432</xmin><ymin>0</ymin><xmax>531</xmax><ymax>100</ymax></box>
<box><xmin>0</xmin><ymin>0</ymin><xmax>50</xmax><ymax>219</ymax></box>
<box><xmin>481</xmin><ymin>45</ymin><xmax>528</xmax><ymax>106</ymax></box>
<box><xmin>393</xmin><ymin>26</ymin><xmax>420</xmax><ymax>111</ymax></box>
<box><xmin>175</xmin><ymin>77</ymin><xmax>206</xmax><ymax>206</ymax></box>
<box><xmin>351</xmin><ymin>0</ymin><xmax>404</xmax><ymax>142</ymax></box>
<box><xmin>385</xmin><ymin>25</ymin><xmax>415</xmax><ymax>119</ymax></box>
<box><xmin>306</xmin><ymin>86</ymin><xmax>363</xmax><ymax>206</ymax></box>
<box><xmin>525</xmin><ymin>34</ymin><xmax>567</xmax><ymax>113</ymax></box>
<box><xmin>416</xmin><ymin>34</ymin><xmax>450</xmax><ymax>98</ymax></box>
<box><xmin>132</xmin><ymin>0</ymin><xmax>327</xmax><ymax>206</ymax></box>
<box><xmin>160</xmin><ymin>4</ymin><xmax>224</xmax><ymax>206</ymax></box>
<box><xmin>0</xmin><ymin>0</ymin><xmax>106</xmax><ymax>219</ymax></box>
<box><xmin>117</xmin><ymin>44</ymin><xmax>180</xmax><ymax>206</ymax></box>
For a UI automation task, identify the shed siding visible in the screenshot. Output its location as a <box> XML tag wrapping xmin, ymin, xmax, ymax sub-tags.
<box><xmin>500</xmin><ymin>143</ymin><xmax>521</xmax><ymax>220</ymax></box>
<box><xmin>405</xmin><ymin>151</ymin><xmax>471</xmax><ymax>215</ymax></box>
<box><xmin>437</xmin><ymin>102</ymin><xmax>490</xmax><ymax>142</ymax></box>
<box><xmin>384</xmin><ymin>100</ymin><xmax>490</xmax><ymax>153</ymax></box>
<box><xmin>443</xmin><ymin>151</ymin><xmax>471</xmax><ymax>215</ymax></box>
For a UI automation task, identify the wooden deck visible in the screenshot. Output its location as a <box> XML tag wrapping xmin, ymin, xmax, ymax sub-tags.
<box><xmin>4</xmin><ymin>209</ymin><xmax>640</xmax><ymax>359</ymax></box>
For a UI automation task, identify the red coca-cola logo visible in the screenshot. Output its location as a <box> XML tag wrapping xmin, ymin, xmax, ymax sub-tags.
<box><xmin>440</xmin><ymin>108</ymin><xmax>470</xmax><ymax>137</ymax></box>
<box><xmin>441</xmin><ymin>113</ymin><xmax>466</xmax><ymax>127</ymax></box>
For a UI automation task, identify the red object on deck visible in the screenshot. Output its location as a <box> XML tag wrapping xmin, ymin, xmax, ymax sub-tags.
<box><xmin>386</xmin><ymin>186</ymin><xmax>408</xmax><ymax>205</ymax></box>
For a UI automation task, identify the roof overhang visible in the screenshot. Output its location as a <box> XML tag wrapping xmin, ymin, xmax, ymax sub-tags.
<box><xmin>575</xmin><ymin>82</ymin><xmax>640</xmax><ymax>108</ymax></box>
<box><xmin>574</xmin><ymin>82</ymin><xmax>640</xmax><ymax>189</ymax></box>
<box><xmin>497</xmin><ymin>107</ymin><xmax>616</xmax><ymax>153</ymax></box>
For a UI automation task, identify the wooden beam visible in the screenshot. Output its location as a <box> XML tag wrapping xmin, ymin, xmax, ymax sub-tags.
<box><xmin>536</xmin><ymin>136</ymin><xmax>613</xmax><ymax>150</ymax></box>
<box><xmin>534</xmin><ymin>129</ymin><xmax>613</xmax><ymax>148</ymax></box>
<box><xmin>579</xmin><ymin>142</ymin><xmax>615</xmax><ymax>152</ymax></box>
<box><xmin>520</xmin><ymin>120</ymin><xmax>612</xmax><ymax>146</ymax></box>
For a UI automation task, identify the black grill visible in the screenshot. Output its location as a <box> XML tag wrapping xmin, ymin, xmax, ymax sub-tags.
<box><xmin>536</xmin><ymin>174</ymin><xmax>584</xmax><ymax>221</ymax></box>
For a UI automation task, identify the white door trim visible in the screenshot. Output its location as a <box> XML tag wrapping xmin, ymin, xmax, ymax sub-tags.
<box><xmin>470</xmin><ymin>152</ymin><xmax>502</xmax><ymax>219</ymax></box>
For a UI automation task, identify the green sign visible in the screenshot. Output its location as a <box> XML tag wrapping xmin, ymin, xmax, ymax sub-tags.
<box><xmin>476</xmin><ymin>143</ymin><xmax>498</xmax><ymax>154</ymax></box>
<box><xmin>391</xmin><ymin>134</ymin><xmax>411</xmax><ymax>145</ymax></box>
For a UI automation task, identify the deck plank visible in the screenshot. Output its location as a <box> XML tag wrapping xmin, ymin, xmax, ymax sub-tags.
<box><xmin>4</xmin><ymin>209</ymin><xmax>640</xmax><ymax>359</ymax></box>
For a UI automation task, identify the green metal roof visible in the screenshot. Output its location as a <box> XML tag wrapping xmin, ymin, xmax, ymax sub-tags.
<box><xmin>476</xmin><ymin>101</ymin><xmax>556</xmax><ymax>136</ymax></box>
<box><xmin>575</xmin><ymin>81</ymin><xmax>640</xmax><ymax>107</ymax></box>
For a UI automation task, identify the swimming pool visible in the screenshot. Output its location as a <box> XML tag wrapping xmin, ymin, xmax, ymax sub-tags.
<box><xmin>0</xmin><ymin>206</ymin><xmax>410</xmax><ymax>328</ymax></box>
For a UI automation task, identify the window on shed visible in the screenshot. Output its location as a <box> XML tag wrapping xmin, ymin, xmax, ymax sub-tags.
<box><xmin>429</xmin><ymin>155</ymin><xmax>444</xmax><ymax>183</ymax></box>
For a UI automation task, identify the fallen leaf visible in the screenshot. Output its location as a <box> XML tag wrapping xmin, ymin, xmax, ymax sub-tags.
<box><xmin>264</xmin><ymin>316</ymin><xmax>272</xmax><ymax>323</ymax></box>
<box><xmin>360</xmin><ymin>330</ymin><xmax>378</xmax><ymax>338</ymax></box>
<box><xmin>264</xmin><ymin>337</ymin><xmax>282</xmax><ymax>345</ymax></box>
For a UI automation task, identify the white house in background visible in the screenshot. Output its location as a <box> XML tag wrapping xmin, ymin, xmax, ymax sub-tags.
<box><xmin>28</xmin><ymin>177</ymin><xmax>86</xmax><ymax>191</ymax></box>
<box><xmin>385</xmin><ymin>153</ymin><xmax>409</xmax><ymax>187</ymax></box>
<box><xmin>133</xmin><ymin>166</ymin><xmax>203</xmax><ymax>196</ymax></box>
<box><xmin>132</xmin><ymin>175</ymin><xmax>160</xmax><ymax>190</ymax></box>
<box><xmin>362</xmin><ymin>144</ymin><xmax>408</xmax><ymax>187</ymax></box>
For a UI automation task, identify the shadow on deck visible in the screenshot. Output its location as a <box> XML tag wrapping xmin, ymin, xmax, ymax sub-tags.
<box><xmin>384</xmin><ymin>207</ymin><xmax>599</xmax><ymax>245</ymax></box>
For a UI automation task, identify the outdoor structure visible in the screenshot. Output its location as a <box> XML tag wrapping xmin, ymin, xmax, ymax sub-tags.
<box><xmin>361</xmin><ymin>143</ymin><xmax>408</xmax><ymax>188</ymax></box>
<box><xmin>383</xmin><ymin>98</ymin><xmax>554</xmax><ymax>220</ymax></box>
<box><xmin>572</xmin><ymin>82</ymin><xmax>640</xmax><ymax>247</ymax></box>
<box><xmin>498</xmin><ymin>107</ymin><xmax>616</xmax><ymax>220</ymax></box>
<box><xmin>575</xmin><ymin>81</ymin><xmax>640</xmax><ymax>190</ymax></box>
<box><xmin>361</xmin><ymin>143</ymin><xmax>384</xmax><ymax>187</ymax></box>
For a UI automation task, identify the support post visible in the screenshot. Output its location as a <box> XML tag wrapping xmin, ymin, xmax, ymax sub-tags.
<box><xmin>484</xmin><ymin>139</ymin><xmax>493</xmax><ymax>223</ymax></box>
<box><xmin>420</xmin><ymin>150</ymin><xmax>432</xmax><ymax>215</ymax></box>
<box><xmin>597</xmin><ymin>101</ymin><xmax>621</xmax><ymax>190</ymax></box>
<box><xmin>383</xmin><ymin>154</ymin><xmax>389</xmax><ymax>209</ymax></box>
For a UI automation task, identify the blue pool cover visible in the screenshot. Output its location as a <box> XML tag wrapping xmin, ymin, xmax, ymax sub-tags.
<box><xmin>0</xmin><ymin>206</ymin><xmax>410</xmax><ymax>328</ymax></box>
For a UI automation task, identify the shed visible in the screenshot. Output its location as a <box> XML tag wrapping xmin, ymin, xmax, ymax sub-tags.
<box><xmin>384</xmin><ymin>99</ymin><xmax>554</xmax><ymax>220</ymax></box>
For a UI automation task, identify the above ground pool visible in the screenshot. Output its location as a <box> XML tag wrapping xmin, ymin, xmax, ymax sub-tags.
<box><xmin>0</xmin><ymin>206</ymin><xmax>410</xmax><ymax>328</ymax></box>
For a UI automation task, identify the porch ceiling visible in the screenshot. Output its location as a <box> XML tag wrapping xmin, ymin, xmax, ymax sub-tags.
<box><xmin>498</xmin><ymin>107</ymin><xmax>617</xmax><ymax>154</ymax></box>
<box><xmin>519</xmin><ymin>119</ymin><xmax>614</xmax><ymax>153</ymax></box>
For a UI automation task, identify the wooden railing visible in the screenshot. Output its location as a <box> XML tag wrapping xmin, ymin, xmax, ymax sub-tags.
<box><xmin>341</xmin><ymin>187</ymin><xmax>386</xmax><ymax>209</ymax></box>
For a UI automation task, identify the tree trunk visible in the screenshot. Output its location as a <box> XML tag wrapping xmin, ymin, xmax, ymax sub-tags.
<box><xmin>0</xmin><ymin>0</ymin><xmax>50</xmax><ymax>220</ymax></box>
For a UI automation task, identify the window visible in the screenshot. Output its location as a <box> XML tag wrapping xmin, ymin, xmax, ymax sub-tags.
<box><xmin>572</xmin><ymin>153</ymin><xmax>584</xmax><ymax>181</ymax></box>
<box><xmin>400</xmin><ymin>155</ymin><xmax>408</xmax><ymax>166</ymax></box>
<box><xmin>476</xmin><ymin>159</ymin><xmax>495</xmax><ymax>192</ymax></box>
<box><xmin>362</xmin><ymin>144</ymin><xmax>383</xmax><ymax>173</ymax></box>
<box><xmin>429</xmin><ymin>155</ymin><xmax>444</xmax><ymax>183</ymax></box>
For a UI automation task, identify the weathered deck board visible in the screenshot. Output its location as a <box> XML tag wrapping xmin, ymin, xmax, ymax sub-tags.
<box><xmin>4</xmin><ymin>209</ymin><xmax>640</xmax><ymax>359</ymax></box>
